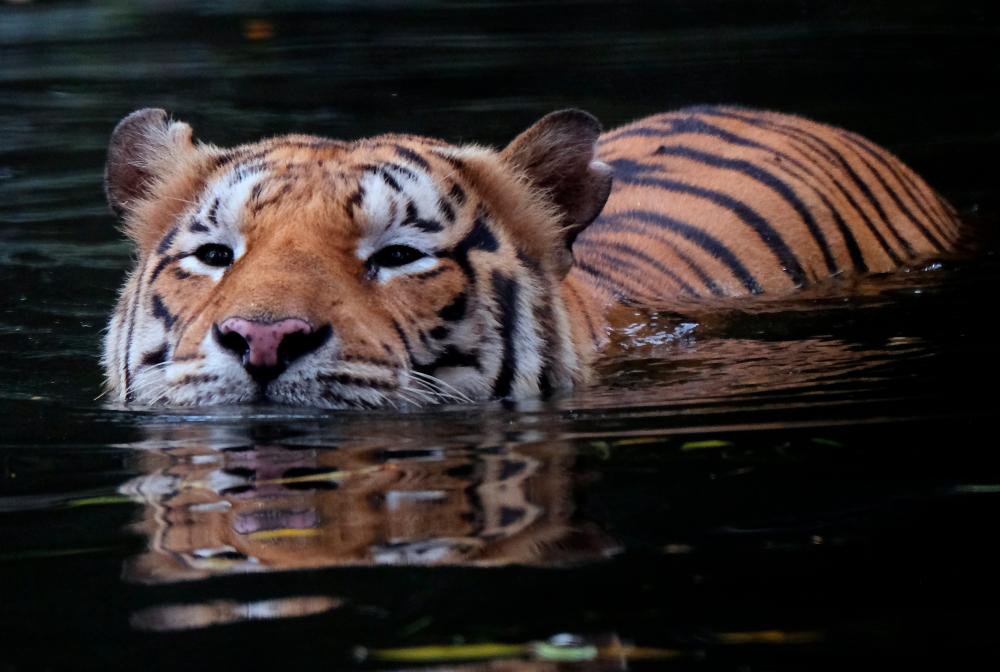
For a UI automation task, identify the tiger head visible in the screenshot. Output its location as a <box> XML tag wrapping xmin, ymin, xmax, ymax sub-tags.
<box><xmin>103</xmin><ymin>109</ymin><xmax>612</xmax><ymax>407</ymax></box>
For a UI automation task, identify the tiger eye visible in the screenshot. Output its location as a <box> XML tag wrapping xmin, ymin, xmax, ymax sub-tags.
<box><xmin>194</xmin><ymin>244</ymin><xmax>234</xmax><ymax>267</ymax></box>
<box><xmin>369</xmin><ymin>245</ymin><xmax>426</xmax><ymax>268</ymax></box>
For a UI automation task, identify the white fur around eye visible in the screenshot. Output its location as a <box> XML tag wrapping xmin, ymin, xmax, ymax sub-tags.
<box><xmin>174</xmin><ymin>168</ymin><xmax>259</xmax><ymax>281</ymax></box>
<box><xmin>354</xmin><ymin>167</ymin><xmax>448</xmax><ymax>284</ymax></box>
<box><xmin>178</xmin><ymin>238</ymin><xmax>245</xmax><ymax>281</ymax></box>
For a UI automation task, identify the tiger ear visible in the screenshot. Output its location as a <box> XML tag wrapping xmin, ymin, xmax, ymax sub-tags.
<box><xmin>501</xmin><ymin>109</ymin><xmax>613</xmax><ymax>262</ymax></box>
<box><xmin>105</xmin><ymin>108</ymin><xmax>195</xmax><ymax>218</ymax></box>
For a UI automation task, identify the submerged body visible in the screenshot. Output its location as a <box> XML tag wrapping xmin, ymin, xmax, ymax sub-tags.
<box><xmin>102</xmin><ymin>106</ymin><xmax>961</xmax><ymax>408</ymax></box>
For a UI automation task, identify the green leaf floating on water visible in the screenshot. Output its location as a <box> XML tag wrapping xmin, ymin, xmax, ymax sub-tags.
<box><xmin>367</xmin><ymin>643</ymin><xmax>526</xmax><ymax>662</ymax></box>
<box><xmin>65</xmin><ymin>495</ymin><xmax>132</xmax><ymax>508</ymax></box>
<box><xmin>531</xmin><ymin>641</ymin><xmax>598</xmax><ymax>661</ymax></box>
<box><xmin>0</xmin><ymin>545</ymin><xmax>122</xmax><ymax>561</ymax></box>
<box><xmin>681</xmin><ymin>439</ymin><xmax>733</xmax><ymax>450</ymax></box>
<box><xmin>366</xmin><ymin>640</ymin><xmax>686</xmax><ymax>663</ymax></box>
<box><xmin>810</xmin><ymin>437</ymin><xmax>844</xmax><ymax>448</ymax></box>
<box><xmin>953</xmin><ymin>484</ymin><xmax>1000</xmax><ymax>494</ymax></box>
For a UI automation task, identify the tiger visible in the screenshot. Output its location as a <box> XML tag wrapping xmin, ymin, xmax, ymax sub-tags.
<box><xmin>102</xmin><ymin>105</ymin><xmax>962</xmax><ymax>408</ymax></box>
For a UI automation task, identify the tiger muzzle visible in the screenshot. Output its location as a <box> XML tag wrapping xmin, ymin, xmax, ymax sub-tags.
<box><xmin>213</xmin><ymin>317</ymin><xmax>332</xmax><ymax>386</ymax></box>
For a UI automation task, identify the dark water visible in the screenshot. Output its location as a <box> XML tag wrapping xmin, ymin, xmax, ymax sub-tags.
<box><xmin>2</xmin><ymin>1</ymin><xmax>999</xmax><ymax>669</ymax></box>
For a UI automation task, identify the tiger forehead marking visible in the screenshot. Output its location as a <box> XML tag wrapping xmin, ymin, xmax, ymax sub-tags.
<box><xmin>103</xmin><ymin>106</ymin><xmax>962</xmax><ymax>408</ymax></box>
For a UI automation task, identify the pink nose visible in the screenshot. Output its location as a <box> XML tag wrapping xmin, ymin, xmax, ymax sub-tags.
<box><xmin>217</xmin><ymin>317</ymin><xmax>313</xmax><ymax>368</ymax></box>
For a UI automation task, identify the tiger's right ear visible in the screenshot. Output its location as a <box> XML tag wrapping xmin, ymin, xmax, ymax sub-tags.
<box><xmin>500</xmin><ymin>109</ymin><xmax>613</xmax><ymax>275</ymax></box>
<box><xmin>105</xmin><ymin>108</ymin><xmax>196</xmax><ymax>218</ymax></box>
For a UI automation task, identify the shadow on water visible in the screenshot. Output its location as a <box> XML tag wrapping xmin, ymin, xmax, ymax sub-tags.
<box><xmin>2</xmin><ymin>0</ymin><xmax>1000</xmax><ymax>669</ymax></box>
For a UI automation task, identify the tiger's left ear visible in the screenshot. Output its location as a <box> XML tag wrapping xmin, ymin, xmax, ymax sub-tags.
<box><xmin>105</xmin><ymin>108</ymin><xmax>196</xmax><ymax>219</ymax></box>
<box><xmin>501</xmin><ymin>109</ymin><xmax>613</xmax><ymax>272</ymax></box>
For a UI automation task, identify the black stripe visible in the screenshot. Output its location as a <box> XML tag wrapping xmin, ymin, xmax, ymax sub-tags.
<box><xmin>529</xmin><ymin>294</ymin><xmax>557</xmax><ymax>396</ymax></box>
<box><xmin>320</xmin><ymin>388</ymin><xmax>376</xmax><ymax>409</ymax></box>
<box><xmin>645</xmin><ymin>113</ymin><xmax>868</xmax><ymax>272</ymax></box>
<box><xmin>463</xmin><ymin>216</ymin><xmax>500</xmax><ymax>251</ymax></box>
<box><xmin>345</xmin><ymin>185</ymin><xmax>365</xmax><ymax>217</ymax></box>
<box><xmin>842</xmin><ymin>144</ymin><xmax>946</xmax><ymax>253</ymax></box>
<box><xmin>438</xmin><ymin>197</ymin><xmax>456</xmax><ymax>223</ymax></box>
<box><xmin>207</xmin><ymin>197</ymin><xmax>220</xmax><ymax>227</ymax></box>
<box><xmin>251</xmin><ymin>181</ymin><xmax>292</xmax><ymax>215</ymax></box>
<box><xmin>448</xmin><ymin>182</ymin><xmax>466</xmax><ymax>205</ymax></box>
<box><xmin>391</xmin><ymin>319</ymin><xmax>415</xmax><ymax>363</ymax></box>
<box><xmin>156</xmin><ymin>225</ymin><xmax>179</xmax><ymax>255</ymax></box>
<box><xmin>316</xmin><ymin>371</ymin><xmax>397</xmax><ymax>391</ymax></box>
<box><xmin>439</xmin><ymin>292</ymin><xmax>467</xmax><ymax>321</ymax></box>
<box><xmin>139</xmin><ymin>344</ymin><xmax>169</xmax><ymax>368</ymax></box>
<box><xmin>413</xmin><ymin>346</ymin><xmax>481</xmax><ymax>372</ymax></box>
<box><xmin>173</xmin><ymin>268</ymin><xmax>191</xmax><ymax>280</ymax></box>
<box><xmin>491</xmin><ymin>271</ymin><xmax>519</xmax><ymax>398</ymax></box>
<box><xmin>381</xmin><ymin>170</ymin><xmax>401</xmax><ymax>192</ymax></box>
<box><xmin>779</xmin><ymin>124</ymin><xmax>916</xmax><ymax>257</ymax></box>
<box><xmin>597</xmin><ymin>114</ymin><xmax>674</xmax><ymax>144</ymax></box>
<box><xmin>573</xmin><ymin>258</ymin><xmax>645</xmax><ymax>299</ymax></box>
<box><xmin>122</xmin><ymin>256</ymin><xmax>150</xmax><ymax>402</ymax></box>
<box><xmin>666</xmin><ymin>244</ymin><xmax>727</xmax><ymax>295</ymax></box>
<box><xmin>148</xmin><ymin>255</ymin><xmax>175</xmax><ymax>283</ymax></box>
<box><xmin>213</xmin><ymin>149</ymin><xmax>268</xmax><ymax>170</ymax></box>
<box><xmin>837</xmin><ymin>131</ymin><xmax>952</xmax><ymax>247</ymax></box>
<box><xmin>696</xmin><ymin>107</ymin><xmax>903</xmax><ymax>266</ymax></box>
<box><xmin>597</xmin><ymin>209</ymin><xmax>764</xmax><ymax>294</ymax></box>
<box><xmin>382</xmin><ymin>162</ymin><xmax>418</xmax><ymax>180</ymax></box>
<box><xmin>433</xmin><ymin>152</ymin><xmax>467</xmax><ymax>173</ymax></box>
<box><xmin>228</xmin><ymin>160</ymin><xmax>269</xmax><ymax>186</ymax></box>
<box><xmin>402</xmin><ymin>201</ymin><xmax>443</xmax><ymax>233</ymax></box>
<box><xmin>189</xmin><ymin>220</ymin><xmax>209</xmax><ymax>234</ymax></box>
<box><xmin>579</xmin><ymin>228</ymin><xmax>723</xmax><ymax>296</ymax></box>
<box><xmin>151</xmin><ymin>294</ymin><xmax>177</xmax><ymax>329</ymax></box>
<box><xmin>608</xmin><ymin>158</ymin><xmax>806</xmax><ymax>287</ymax></box>
<box><xmin>575</xmin><ymin>238</ymin><xmax>698</xmax><ymax>296</ymax></box>
<box><xmin>414</xmin><ymin>265</ymin><xmax>448</xmax><ymax>281</ymax></box>
<box><xmin>395</xmin><ymin>145</ymin><xmax>431</xmax><ymax>170</ymax></box>
<box><xmin>341</xmin><ymin>353</ymin><xmax>396</xmax><ymax>367</ymax></box>
<box><xmin>709</xmin><ymin>108</ymin><xmax>916</xmax><ymax>259</ymax></box>
<box><xmin>655</xmin><ymin>144</ymin><xmax>839</xmax><ymax>275</ymax></box>
<box><xmin>444</xmin><ymin>215</ymin><xmax>499</xmax><ymax>278</ymax></box>
<box><xmin>574</xmin><ymin>254</ymin><xmax>674</xmax><ymax>301</ymax></box>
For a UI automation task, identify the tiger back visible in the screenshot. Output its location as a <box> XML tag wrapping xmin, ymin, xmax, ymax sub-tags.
<box><xmin>568</xmin><ymin>106</ymin><xmax>960</xmax><ymax>310</ymax></box>
<box><xmin>101</xmin><ymin>106</ymin><xmax>962</xmax><ymax>408</ymax></box>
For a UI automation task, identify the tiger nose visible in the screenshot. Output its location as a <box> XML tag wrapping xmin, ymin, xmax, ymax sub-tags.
<box><xmin>213</xmin><ymin>317</ymin><xmax>331</xmax><ymax>385</ymax></box>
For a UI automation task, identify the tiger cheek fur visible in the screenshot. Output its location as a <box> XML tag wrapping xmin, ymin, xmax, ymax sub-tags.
<box><xmin>102</xmin><ymin>106</ymin><xmax>961</xmax><ymax>409</ymax></box>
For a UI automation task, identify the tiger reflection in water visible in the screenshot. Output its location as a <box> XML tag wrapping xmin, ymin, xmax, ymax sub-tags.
<box><xmin>120</xmin><ymin>423</ymin><xmax>615</xmax><ymax>584</ymax></box>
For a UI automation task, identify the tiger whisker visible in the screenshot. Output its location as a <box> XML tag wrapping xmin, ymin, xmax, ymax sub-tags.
<box><xmin>367</xmin><ymin>388</ymin><xmax>399</xmax><ymax>410</ymax></box>
<box><xmin>408</xmin><ymin>370</ymin><xmax>473</xmax><ymax>403</ymax></box>
<box><xmin>396</xmin><ymin>385</ymin><xmax>435</xmax><ymax>406</ymax></box>
<box><xmin>406</xmin><ymin>378</ymin><xmax>464</xmax><ymax>404</ymax></box>
<box><xmin>407</xmin><ymin>383</ymin><xmax>464</xmax><ymax>405</ymax></box>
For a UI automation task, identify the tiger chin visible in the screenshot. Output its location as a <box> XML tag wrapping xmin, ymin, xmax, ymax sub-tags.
<box><xmin>102</xmin><ymin>106</ymin><xmax>962</xmax><ymax>409</ymax></box>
